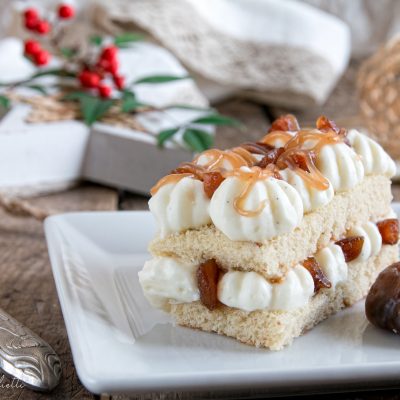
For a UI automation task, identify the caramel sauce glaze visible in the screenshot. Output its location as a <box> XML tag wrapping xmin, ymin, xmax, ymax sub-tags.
<box><xmin>151</xmin><ymin>115</ymin><xmax>348</xmax><ymax>215</ymax></box>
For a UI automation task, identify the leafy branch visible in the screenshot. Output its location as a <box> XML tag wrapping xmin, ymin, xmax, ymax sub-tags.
<box><xmin>0</xmin><ymin>15</ymin><xmax>244</xmax><ymax>150</ymax></box>
<box><xmin>157</xmin><ymin>113</ymin><xmax>242</xmax><ymax>152</ymax></box>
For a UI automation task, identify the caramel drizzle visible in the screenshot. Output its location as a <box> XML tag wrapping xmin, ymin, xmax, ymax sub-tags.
<box><xmin>274</xmin><ymin>129</ymin><xmax>343</xmax><ymax>190</ymax></box>
<box><xmin>222</xmin><ymin>166</ymin><xmax>278</xmax><ymax>217</ymax></box>
<box><xmin>150</xmin><ymin>173</ymin><xmax>193</xmax><ymax>195</ymax></box>
<box><xmin>151</xmin><ymin>148</ymin><xmax>259</xmax><ymax>195</ymax></box>
<box><xmin>151</xmin><ymin>118</ymin><xmax>347</xmax><ymax>218</ymax></box>
<box><xmin>260</xmin><ymin>131</ymin><xmax>293</xmax><ymax>147</ymax></box>
<box><xmin>193</xmin><ymin>147</ymin><xmax>257</xmax><ymax>170</ymax></box>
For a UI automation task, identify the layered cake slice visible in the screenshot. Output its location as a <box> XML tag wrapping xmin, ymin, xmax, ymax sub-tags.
<box><xmin>138</xmin><ymin>115</ymin><xmax>399</xmax><ymax>350</ymax></box>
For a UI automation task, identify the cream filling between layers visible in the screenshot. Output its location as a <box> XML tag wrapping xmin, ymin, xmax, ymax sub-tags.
<box><xmin>139</xmin><ymin>219</ymin><xmax>388</xmax><ymax>312</ymax></box>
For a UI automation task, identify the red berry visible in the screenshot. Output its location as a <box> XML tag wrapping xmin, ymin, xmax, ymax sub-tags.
<box><xmin>24</xmin><ymin>8</ymin><xmax>38</xmax><ymax>20</ymax></box>
<box><xmin>98</xmin><ymin>84</ymin><xmax>112</xmax><ymax>98</ymax></box>
<box><xmin>24</xmin><ymin>40</ymin><xmax>41</xmax><ymax>55</ymax></box>
<box><xmin>106</xmin><ymin>59</ymin><xmax>119</xmax><ymax>75</ymax></box>
<box><xmin>58</xmin><ymin>4</ymin><xmax>75</xmax><ymax>19</ymax></box>
<box><xmin>78</xmin><ymin>71</ymin><xmax>89</xmax><ymax>87</ymax></box>
<box><xmin>36</xmin><ymin>20</ymin><xmax>51</xmax><ymax>35</ymax></box>
<box><xmin>96</xmin><ymin>58</ymin><xmax>109</xmax><ymax>70</ymax></box>
<box><xmin>34</xmin><ymin>50</ymin><xmax>50</xmax><ymax>66</ymax></box>
<box><xmin>113</xmin><ymin>74</ymin><xmax>125</xmax><ymax>90</ymax></box>
<box><xmin>78</xmin><ymin>71</ymin><xmax>100</xmax><ymax>88</ymax></box>
<box><xmin>97</xmin><ymin>58</ymin><xmax>119</xmax><ymax>75</ymax></box>
<box><xmin>24</xmin><ymin>17</ymin><xmax>38</xmax><ymax>30</ymax></box>
<box><xmin>101</xmin><ymin>46</ymin><xmax>118</xmax><ymax>61</ymax></box>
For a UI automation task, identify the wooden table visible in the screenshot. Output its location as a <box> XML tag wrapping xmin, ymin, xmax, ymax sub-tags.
<box><xmin>1</xmin><ymin>95</ymin><xmax>400</xmax><ymax>400</ymax></box>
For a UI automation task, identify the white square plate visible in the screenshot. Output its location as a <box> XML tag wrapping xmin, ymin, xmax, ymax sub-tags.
<box><xmin>45</xmin><ymin>205</ymin><xmax>400</xmax><ymax>395</ymax></box>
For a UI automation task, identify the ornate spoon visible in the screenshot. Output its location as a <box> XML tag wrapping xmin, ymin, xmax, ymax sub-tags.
<box><xmin>0</xmin><ymin>308</ymin><xmax>61</xmax><ymax>391</ymax></box>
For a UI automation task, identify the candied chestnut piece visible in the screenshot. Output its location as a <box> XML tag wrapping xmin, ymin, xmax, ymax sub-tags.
<box><xmin>316</xmin><ymin>115</ymin><xmax>339</xmax><ymax>133</ymax></box>
<box><xmin>257</xmin><ymin>147</ymin><xmax>284</xmax><ymax>168</ymax></box>
<box><xmin>283</xmin><ymin>151</ymin><xmax>316</xmax><ymax>173</ymax></box>
<box><xmin>203</xmin><ymin>172</ymin><xmax>224</xmax><ymax>198</ymax></box>
<box><xmin>365</xmin><ymin>262</ymin><xmax>400</xmax><ymax>334</ymax></box>
<box><xmin>268</xmin><ymin>114</ymin><xmax>300</xmax><ymax>132</ymax></box>
<box><xmin>197</xmin><ymin>259</ymin><xmax>220</xmax><ymax>310</ymax></box>
<box><xmin>302</xmin><ymin>257</ymin><xmax>331</xmax><ymax>292</ymax></box>
<box><xmin>377</xmin><ymin>218</ymin><xmax>399</xmax><ymax>245</ymax></box>
<box><xmin>335</xmin><ymin>236</ymin><xmax>364</xmax><ymax>262</ymax></box>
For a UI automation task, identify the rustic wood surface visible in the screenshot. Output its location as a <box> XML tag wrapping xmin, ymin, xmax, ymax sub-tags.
<box><xmin>1</xmin><ymin>97</ymin><xmax>400</xmax><ymax>400</ymax></box>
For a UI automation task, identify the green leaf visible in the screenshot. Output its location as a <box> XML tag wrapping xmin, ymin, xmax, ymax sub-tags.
<box><xmin>191</xmin><ymin>113</ymin><xmax>242</xmax><ymax>127</ymax></box>
<box><xmin>26</xmin><ymin>85</ymin><xmax>47</xmax><ymax>95</ymax></box>
<box><xmin>0</xmin><ymin>68</ymin><xmax>75</xmax><ymax>88</ymax></box>
<box><xmin>90</xmin><ymin>35</ymin><xmax>103</xmax><ymax>46</ymax></box>
<box><xmin>134</xmin><ymin>75</ymin><xmax>190</xmax><ymax>84</ymax></box>
<box><xmin>183</xmin><ymin>128</ymin><xmax>214</xmax><ymax>152</ymax></box>
<box><xmin>31</xmin><ymin>68</ymin><xmax>76</xmax><ymax>79</ymax></box>
<box><xmin>114</xmin><ymin>32</ymin><xmax>144</xmax><ymax>48</ymax></box>
<box><xmin>157</xmin><ymin>127</ymin><xmax>179</xmax><ymax>147</ymax></box>
<box><xmin>166</xmin><ymin>104</ymin><xmax>215</xmax><ymax>112</ymax></box>
<box><xmin>82</xmin><ymin>96</ymin><xmax>114</xmax><ymax>126</ymax></box>
<box><xmin>0</xmin><ymin>95</ymin><xmax>10</xmax><ymax>109</ymax></box>
<box><xmin>70</xmin><ymin>94</ymin><xmax>114</xmax><ymax>126</ymax></box>
<box><xmin>121</xmin><ymin>90</ymin><xmax>145</xmax><ymax>113</ymax></box>
<box><xmin>60</xmin><ymin>47</ymin><xmax>77</xmax><ymax>58</ymax></box>
<box><xmin>62</xmin><ymin>91</ymin><xmax>90</xmax><ymax>101</ymax></box>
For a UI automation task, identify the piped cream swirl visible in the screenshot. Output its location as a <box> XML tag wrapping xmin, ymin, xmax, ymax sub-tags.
<box><xmin>209</xmin><ymin>170</ymin><xmax>303</xmax><ymax>241</ymax></box>
<box><xmin>279</xmin><ymin>168</ymin><xmax>334</xmax><ymax>213</ymax></box>
<box><xmin>149</xmin><ymin>177</ymin><xmax>211</xmax><ymax>237</ymax></box>
<box><xmin>218</xmin><ymin>266</ymin><xmax>314</xmax><ymax>312</ymax></box>
<box><xmin>315</xmin><ymin>143</ymin><xmax>365</xmax><ymax>192</ymax></box>
<box><xmin>314</xmin><ymin>243</ymin><xmax>347</xmax><ymax>287</ymax></box>
<box><xmin>347</xmin><ymin>129</ymin><xmax>396</xmax><ymax>177</ymax></box>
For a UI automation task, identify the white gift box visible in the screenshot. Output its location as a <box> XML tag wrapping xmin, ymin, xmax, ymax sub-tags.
<box><xmin>0</xmin><ymin>104</ymin><xmax>211</xmax><ymax>196</ymax></box>
<box><xmin>0</xmin><ymin>104</ymin><xmax>90</xmax><ymax>196</ymax></box>
<box><xmin>0</xmin><ymin>39</ymin><xmax>211</xmax><ymax>196</ymax></box>
<box><xmin>83</xmin><ymin>123</ymin><xmax>193</xmax><ymax>195</ymax></box>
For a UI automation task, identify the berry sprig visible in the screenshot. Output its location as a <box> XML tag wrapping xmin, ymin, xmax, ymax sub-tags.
<box><xmin>78</xmin><ymin>45</ymin><xmax>125</xmax><ymax>98</ymax></box>
<box><xmin>0</xmin><ymin>5</ymin><xmax>243</xmax><ymax>151</ymax></box>
<box><xmin>22</xmin><ymin>4</ymin><xmax>75</xmax><ymax>67</ymax></box>
<box><xmin>22</xmin><ymin>4</ymin><xmax>125</xmax><ymax>98</ymax></box>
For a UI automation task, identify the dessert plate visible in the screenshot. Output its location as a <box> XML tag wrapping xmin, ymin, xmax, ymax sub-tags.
<box><xmin>45</xmin><ymin>205</ymin><xmax>400</xmax><ymax>395</ymax></box>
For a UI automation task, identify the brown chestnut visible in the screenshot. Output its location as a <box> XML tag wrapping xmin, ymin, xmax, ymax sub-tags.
<box><xmin>365</xmin><ymin>262</ymin><xmax>400</xmax><ymax>334</ymax></box>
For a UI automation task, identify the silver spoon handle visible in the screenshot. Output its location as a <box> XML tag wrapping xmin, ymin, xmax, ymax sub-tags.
<box><xmin>0</xmin><ymin>308</ymin><xmax>61</xmax><ymax>391</ymax></box>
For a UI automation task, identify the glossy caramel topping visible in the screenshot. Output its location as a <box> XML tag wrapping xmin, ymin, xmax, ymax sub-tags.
<box><xmin>193</xmin><ymin>147</ymin><xmax>258</xmax><ymax>170</ymax></box>
<box><xmin>151</xmin><ymin>115</ymin><xmax>347</xmax><ymax>199</ymax></box>
<box><xmin>260</xmin><ymin>131</ymin><xmax>294</xmax><ymax>147</ymax></box>
<box><xmin>222</xmin><ymin>166</ymin><xmax>280</xmax><ymax>217</ymax></box>
<box><xmin>150</xmin><ymin>173</ymin><xmax>194</xmax><ymax>195</ymax></box>
<box><xmin>277</xmin><ymin>149</ymin><xmax>330</xmax><ymax>191</ymax></box>
<box><xmin>240</xmin><ymin>142</ymin><xmax>273</xmax><ymax>155</ymax></box>
<box><xmin>272</xmin><ymin>128</ymin><xmax>345</xmax><ymax>190</ymax></box>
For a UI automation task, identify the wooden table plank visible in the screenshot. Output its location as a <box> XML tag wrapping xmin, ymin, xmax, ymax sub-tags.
<box><xmin>0</xmin><ymin>184</ymin><xmax>118</xmax><ymax>399</ymax></box>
